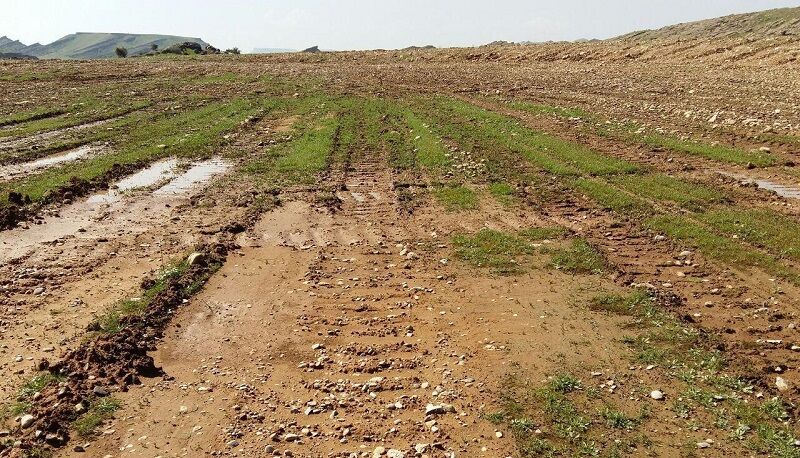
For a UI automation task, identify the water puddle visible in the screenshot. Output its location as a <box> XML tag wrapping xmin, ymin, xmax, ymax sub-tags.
<box><xmin>88</xmin><ymin>158</ymin><xmax>179</xmax><ymax>204</ymax></box>
<box><xmin>154</xmin><ymin>158</ymin><xmax>230</xmax><ymax>195</ymax></box>
<box><xmin>0</xmin><ymin>157</ymin><xmax>232</xmax><ymax>265</ymax></box>
<box><xmin>719</xmin><ymin>172</ymin><xmax>800</xmax><ymax>199</ymax></box>
<box><xmin>0</xmin><ymin>145</ymin><xmax>98</xmax><ymax>180</ymax></box>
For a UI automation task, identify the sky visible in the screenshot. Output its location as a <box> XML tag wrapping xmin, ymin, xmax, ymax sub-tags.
<box><xmin>1</xmin><ymin>0</ymin><xmax>798</xmax><ymax>52</ymax></box>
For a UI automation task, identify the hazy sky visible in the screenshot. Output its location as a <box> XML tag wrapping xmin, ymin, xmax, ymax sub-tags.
<box><xmin>2</xmin><ymin>0</ymin><xmax>798</xmax><ymax>51</ymax></box>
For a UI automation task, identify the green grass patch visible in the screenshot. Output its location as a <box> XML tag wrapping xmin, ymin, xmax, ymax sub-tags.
<box><xmin>405</xmin><ymin>110</ymin><xmax>449</xmax><ymax>169</ymax></box>
<box><xmin>646</xmin><ymin>215</ymin><xmax>798</xmax><ymax>283</ymax></box>
<box><xmin>519</xmin><ymin>226</ymin><xmax>569</xmax><ymax>241</ymax></box>
<box><xmin>73</xmin><ymin>397</ymin><xmax>122</xmax><ymax>437</ymax></box>
<box><xmin>453</xmin><ymin>228</ymin><xmax>535</xmax><ymax>274</ymax></box>
<box><xmin>436</xmin><ymin>98</ymin><xmax>638</xmax><ymax>177</ymax></box>
<box><xmin>0</xmin><ymin>107</ymin><xmax>67</xmax><ymax>128</ymax></box>
<box><xmin>549</xmin><ymin>239</ymin><xmax>605</xmax><ymax>274</ymax></box>
<box><xmin>489</xmin><ymin>181</ymin><xmax>515</xmax><ymax>205</ymax></box>
<box><xmin>574</xmin><ymin>178</ymin><xmax>652</xmax><ymax>217</ymax></box>
<box><xmin>639</xmin><ymin>132</ymin><xmax>776</xmax><ymax>167</ymax></box>
<box><xmin>699</xmin><ymin>208</ymin><xmax>800</xmax><ymax>262</ymax></box>
<box><xmin>2</xmin><ymin>98</ymin><xmax>265</xmax><ymax>206</ymax></box>
<box><xmin>433</xmin><ymin>185</ymin><xmax>478</xmax><ymax>211</ymax></box>
<box><xmin>614</xmin><ymin>174</ymin><xmax>724</xmax><ymax>210</ymax></box>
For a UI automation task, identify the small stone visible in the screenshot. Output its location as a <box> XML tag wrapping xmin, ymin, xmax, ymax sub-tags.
<box><xmin>495</xmin><ymin>431</ymin><xmax>504</xmax><ymax>438</ymax></box>
<box><xmin>283</xmin><ymin>433</ymin><xmax>300</xmax><ymax>442</ymax></box>
<box><xmin>20</xmin><ymin>414</ymin><xmax>35</xmax><ymax>428</ymax></box>
<box><xmin>186</xmin><ymin>252</ymin><xmax>206</xmax><ymax>266</ymax></box>
<box><xmin>697</xmin><ymin>441</ymin><xmax>711</xmax><ymax>449</ymax></box>
<box><xmin>425</xmin><ymin>403</ymin><xmax>455</xmax><ymax>415</ymax></box>
<box><xmin>227</xmin><ymin>440</ymin><xmax>239</xmax><ymax>448</ymax></box>
<box><xmin>650</xmin><ymin>390</ymin><xmax>665</xmax><ymax>400</ymax></box>
<box><xmin>387</xmin><ymin>450</ymin><xmax>405</xmax><ymax>458</ymax></box>
<box><xmin>93</xmin><ymin>386</ymin><xmax>109</xmax><ymax>397</ymax></box>
<box><xmin>33</xmin><ymin>287</ymin><xmax>44</xmax><ymax>295</ymax></box>
<box><xmin>372</xmin><ymin>446</ymin><xmax>386</xmax><ymax>457</ymax></box>
<box><xmin>776</xmin><ymin>376</ymin><xmax>790</xmax><ymax>392</ymax></box>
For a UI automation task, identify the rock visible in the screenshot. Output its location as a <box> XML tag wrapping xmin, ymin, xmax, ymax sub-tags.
<box><xmin>414</xmin><ymin>444</ymin><xmax>429</xmax><ymax>453</ymax></box>
<box><xmin>227</xmin><ymin>440</ymin><xmax>239</xmax><ymax>448</ymax></box>
<box><xmin>283</xmin><ymin>433</ymin><xmax>300</xmax><ymax>442</ymax></box>
<box><xmin>19</xmin><ymin>414</ymin><xmax>35</xmax><ymax>428</ymax></box>
<box><xmin>186</xmin><ymin>252</ymin><xmax>206</xmax><ymax>266</ymax></box>
<box><xmin>264</xmin><ymin>445</ymin><xmax>275</xmax><ymax>454</ymax></box>
<box><xmin>495</xmin><ymin>431</ymin><xmax>504</xmax><ymax>438</ymax></box>
<box><xmin>387</xmin><ymin>450</ymin><xmax>405</xmax><ymax>458</ymax></box>
<box><xmin>75</xmin><ymin>402</ymin><xmax>87</xmax><ymax>414</ymax></box>
<box><xmin>697</xmin><ymin>441</ymin><xmax>711</xmax><ymax>449</ymax></box>
<box><xmin>33</xmin><ymin>287</ymin><xmax>44</xmax><ymax>295</ymax></box>
<box><xmin>93</xmin><ymin>385</ymin><xmax>109</xmax><ymax>397</ymax></box>
<box><xmin>425</xmin><ymin>403</ymin><xmax>455</xmax><ymax>415</ymax></box>
<box><xmin>372</xmin><ymin>446</ymin><xmax>386</xmax><ymax>457</ymax></box>
<box><xmin>650</xmin><ymin>390</ymin><xmax>665</xmax><ymax>400</ymax></box>
<box><xmin>73</xmin><ymin>445</ymin><xmax>85</xmax><ymax>452</ymax></box>
<box><xmin>776</xmin><ymin>376</ymin><xmax>790</xmax><ymax>392</ymax></box>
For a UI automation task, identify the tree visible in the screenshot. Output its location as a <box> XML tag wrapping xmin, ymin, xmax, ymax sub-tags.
<box><xmin>224</xmin><ymin>47</ymin><xmax>241</xmax><ymax>55</ymax></box>
<box><xmin>115</xmin><ymin>46</ymin><xmax>128</xmax><ymax>58</ymax></box>
<box><xmin>150</xmin><ymin>43</ymin><xmax>159</xmax><ymax>52</ymax></box>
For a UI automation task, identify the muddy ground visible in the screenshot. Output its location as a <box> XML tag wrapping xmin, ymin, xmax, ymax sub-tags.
<box><xmin>0</xmin><ymin>44</ymin><xmax>799</xmax><ymax>457</ymax></box>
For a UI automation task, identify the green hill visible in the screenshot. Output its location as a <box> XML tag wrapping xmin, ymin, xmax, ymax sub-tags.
<box><xmin>0</xmin><ymin>33</ymin><xmax>211</xmax><ymax>59</ymax></box>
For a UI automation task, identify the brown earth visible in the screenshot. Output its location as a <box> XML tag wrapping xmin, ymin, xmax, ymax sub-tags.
<box><xmin>1</xmin><ymin>13</ymin><xmax>800</xmax><ymax>457</ymax></box>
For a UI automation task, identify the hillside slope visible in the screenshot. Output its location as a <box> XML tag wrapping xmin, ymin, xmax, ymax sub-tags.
<box><xmin>0</xmin><ymin>33</ymin><xmax>210</xmax><ymax>59</ymax></box>
<box><xmin>618</xmin><ymin>7</ymin><xmax>800</xmax><ymax>41</ymax></box>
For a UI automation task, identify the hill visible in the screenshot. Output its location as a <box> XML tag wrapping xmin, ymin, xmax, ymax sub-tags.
<box><xmin>617</xmin><ymin>7</ymin><xmax>800</xmax><ymax>41</ymax></box>
<box><xmin>0</xmin><ymin>33</ymin><xmax>211</xmax><ymax>59</ymax></box>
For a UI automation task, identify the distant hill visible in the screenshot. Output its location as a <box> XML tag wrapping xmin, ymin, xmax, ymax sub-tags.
<box><xmin>0</xmin><ymin>33</ymin><xmax>211</xmax><ymax>59</ymax></box>
<box><xmin>252</xmin><ymin>48</ymin><xmax>296</xmax><ymax>54</ymax></box>
<box><xmin>616</xmin><ymin>7</ymin><xmax>800</xmax><ymax>41</ymax></box>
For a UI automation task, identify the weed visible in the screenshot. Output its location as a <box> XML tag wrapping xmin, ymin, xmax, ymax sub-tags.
<box><xmin>452</xmin><ymin>229</ymin><xmax>535</xmax><ymax>274</ymax></box>
<box><xmin>550</xmin><ymin>239</ymin><xmax>605</xmax><ymax>274</ymax></box>
<box><xmin>73</xmin><ymin>397</ymin><xmax>122</xmax><ymax>437</ymax></box>
<box><xmin>489</xmin><ymin>181</ymin><xmax>515</xmax><ymax>205</ymax></box>
<box><xmin>519</xmin><ymin>226</ymin><xmax>568</xmax><ymax>241</ymax></box>
<box><xmin>433</xmin><ymin>185</ymin><xmax>478</xmax><ymax>211</ymax></box>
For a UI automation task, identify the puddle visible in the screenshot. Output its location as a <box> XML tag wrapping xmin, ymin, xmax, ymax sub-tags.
<box><xmin>88</xmin><ymin>158</ymin><xmax>179</xmax><ymax>204</ymax></box>
<box><xmin>719</xmin><ymin>172</ymin><xmax>800</xmax><ymax>199</ymax></box>
<box><xmin>0</xmin><ymin>145</ymin><xmax>98</xmax><ymax>180</ymax></box>
<box><xmin>154</xmin><ymin>158</ymin><xmax>230</xmax><ymax>195</ymax></box>
<box><xmin>0</xmin><ymin>157</ymin><xmax>231</xmax><ymax>265</ymax></box>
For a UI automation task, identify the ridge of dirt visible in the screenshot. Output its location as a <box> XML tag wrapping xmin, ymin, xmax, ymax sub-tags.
<box><xmin>1</xmin><ymin>243</ymin><xmax>231</xmax><ymax>454</ymax></box>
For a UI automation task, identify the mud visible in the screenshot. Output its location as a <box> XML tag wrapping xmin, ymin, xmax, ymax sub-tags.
<box><xmin>1</xmin><ymin>244</ymin><xmax>231</xmax><ymax>454</ymax></box>
<box><xmin>0</xmin><ymin>145</ymin><xmax>100</xmax><ymax>181</ymax></box>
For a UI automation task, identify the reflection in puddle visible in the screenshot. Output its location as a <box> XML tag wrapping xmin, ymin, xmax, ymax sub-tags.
<box><xmin>720</xmin><ymin>172</ymin><xmax>800</xmax><ymax>199</ymax></box>
<box><xmin>88</xmin><ymin>158</ymin><xmax>179</xmax><ymax>204</ymax></box>
<box><xmin>154</xmin><ymin>158</ymin><xmax>230</xmax><ymax>195</ymax></box>
<box><xmin>0</xmin><ymin>145</ymin><xmax>97</xmax><ymax>180</ymax></box>
<box><xmin>0</xmin><ymin>157</ymin><xmax>232</xmax><ymax>265</ymax></box>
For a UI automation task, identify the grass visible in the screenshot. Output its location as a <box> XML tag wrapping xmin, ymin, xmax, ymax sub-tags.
<box><xmin>1</xmin><ymin>372</ymin><xmax>65</xmax><ymax>419</ymax></box>
<box><xmin>699</xmin><ymin>208</ymin><xmax>800</xmax><ymax>262</ymax></box>
<box><xmin>0</xmin><ymin>107</ymin><xmax>67</xmax><ymax>128</ymax></box>
<box><xmin>592</xmin><ymin>288</ymin><xmax>800</xmax><ymax>457</ymax></box>
<box><xmin>506</xmin><ymin>98</ymin><xmax>777</xmax><ymax>167</ymax></box>
<box><xmin>73</xmin><ymin>397</ymin><xmax>122</xmax><ymax>437</ymax></box>
<box><xmin>519</xmin><ymin>226</ymin><xmax>569</xmax><ymax>241</ymax></box>
<box><xmin>405</xmin><ymin>109</ymin><xmax>450</xmax><ymax>169</ymax></box>
<box><xmin>435</xmin><ymin>97</ymin><xmax>638</xmax><ymax>177</ymax></box>
<box><xmin>549</xmin><ymin>239</ymin><xmax>605</xmax><ymax>274</ymax></box>
<box><xmin>614</xmin><ymin>174</ymin><xmax>724</xmax><ymax>210</ymax></box>
<box><xmin>453</xmin><ymin>229</ymin><xmax>534</xmax><ymax>274</ymax></box>
<box><xmin>489</xmin><ymin>181</ymin><xmax>515</xmax><ymax>205</ymax></box>
<box><xmin>2</xmin><ymin>97</ymin><xmax>265</xmax><ymax>206</ymax></box>
<box><xmin>574</xmin><ymin>178</ymin><xmax>652</xmax><ymax>217</ymax></box>
<box><xmin>639</xmin><ymin>132</ymin><xmax>776</xmax><ymax>167</ymax></box>
<box><xmin>433</xmin><ymin>185</ymin><xmax>478</xmax><ymax>211</ymax></box>
<box><xmin>646</xmin><ymin>215</ymin><xmax>799</xmax><ymax>283</ymax></box>
<box><xmin>94</xmin><ymin>257</ymin><xmax>215</xmax><ymax>334</ymax></box>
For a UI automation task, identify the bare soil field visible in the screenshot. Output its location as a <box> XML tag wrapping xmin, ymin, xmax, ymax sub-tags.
<box><xmin>2</xmin><ymin>15</ymin><xmax>800</xmax><ymax>457</ymax></box>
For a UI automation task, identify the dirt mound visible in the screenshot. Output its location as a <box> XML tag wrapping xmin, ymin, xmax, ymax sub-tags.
<box><xmin>2</xmin><ymin>243</ymin><xmax>231</xmax><ymax>454</ymax></box>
